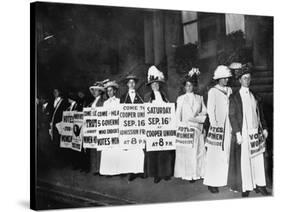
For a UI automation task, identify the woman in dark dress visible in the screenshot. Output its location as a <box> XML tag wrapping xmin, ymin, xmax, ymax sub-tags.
<box><xmin>87</xmin><ymin>81</ymin><xmax>105</xmax><ymax>175</ymax></box>
<box><xmin>144</xmin><ymin>65</ymin><xmax>175</xmax><ymax>183</ymax></box>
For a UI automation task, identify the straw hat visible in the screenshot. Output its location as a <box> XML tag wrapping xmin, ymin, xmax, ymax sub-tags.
<box><xmin>234</xmin><ymin>63</ymin><xmax>252</xmax><ymax>79</ymax></box>
<box><xmin>123</xmin><ymin>74</ymin><xmax>139</xmax><ymax>83</ymax></box>
<box><xmin>89</xmin><ymin>81</ymin><xmax>105</xmax><ymax>93</ymax></box>
<box><xmin>104</xmin><ymin>80</ymin><xmax>119</xmax><ymax>89</ymax></box>
<box><xmin>229</xmin><ymin>62</ymin><xmax>242</xmax><ymax>70</ymax></box>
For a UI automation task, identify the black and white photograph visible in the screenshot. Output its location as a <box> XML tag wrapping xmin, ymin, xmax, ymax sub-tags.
<box><xmin>30</xmin><ymin>1</ymin><xmax>274</xmax><ymax>210</ymax></box>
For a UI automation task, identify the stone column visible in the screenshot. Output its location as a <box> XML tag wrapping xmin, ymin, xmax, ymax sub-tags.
<box><xmin>152</xmin><ymin>10</ymin><xmax>165</xmax><ymax>66</ymax></box>
<box><xmin>144</xmin><ymin>11</ymin><xmax>154</xmax><ymax>64</ymax></box>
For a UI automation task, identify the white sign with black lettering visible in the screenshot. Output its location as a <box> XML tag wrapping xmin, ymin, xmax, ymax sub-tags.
<box><xmin>96</xmin><ymin>106</ymin><xmax>120</xmax><ymax>150</ymax></box>
<box><xmin>119</xmin><ymin>104</ymin><xmax>146</xmax><ymax>149</ymax></box>
<box><xmin>82</xmin><ymin>107</ymin><xmax>98</xmax><ymax>149</ymax></box>
<box><xmin>145</xmin><ymin>103</ymin><xmax>176</xmax><ymax>151</ymax></box>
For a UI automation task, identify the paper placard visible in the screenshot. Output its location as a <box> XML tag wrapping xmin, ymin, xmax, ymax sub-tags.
<box><xmin>145</xmin><ymin>103</ymin><xmax>176</xmax><ymax>151</ymax></box>
<box><xmin>59</xmin><ymin>111</ymin><xmax>74</xmax><ymax>148</ymax></box>
<box><xmin>71</xmin><ymin>112</ymin><xmax>83</xmax><ymax>152</ymax></box>
<box><xmin>119</xmin><ymin>104</ymin><xmax>146</xmax><ymax>150</ymax></box>
<box><xmin>82</xmin><ymin>107</ymin><xmax>98</xmax><ymax>149</ymax></box>
<box><xmin>96</xmin><ymin>106</ymin><xmax>120</xmax><ymax>150</ymax></box>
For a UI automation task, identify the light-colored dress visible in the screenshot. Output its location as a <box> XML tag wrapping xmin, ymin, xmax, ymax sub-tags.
<box><xmin>100</xmin><ymin>96</ymin><xmax>144</xmax><ymax>175</ymax></box>
<box><xmin>174</xmin><ymin>92</ymin><xmax>207</xmax><ymax>180</ymax></box>
<box><xmin>240</xmin><ymin>87</ymin><xmax>266</xmax><ymax>192</ymax></box>
<box><xmin>203</xmin><ymin>84</ymin><xmax>232</xmax><ymax>187</ymax></box>
<box><xmin>99</xmin><ymin>97</ymin><xmax>122</xmax><ymax>175</ymax></box>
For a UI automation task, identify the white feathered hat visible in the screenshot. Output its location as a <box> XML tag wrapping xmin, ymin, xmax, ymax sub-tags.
<box><xmin>183</xmin><ymin>67</ymin><xmax>200</xmax><ymax>86</ymax></box>
<box><xmin>213</xmin><ymin>65</ymin><xmax>232</xmax><ymax>80</ymax></box>
<box><xmin>147</xmin><ymin>65</ymin><xmax>165</xmax><ymax>85</ymax></box>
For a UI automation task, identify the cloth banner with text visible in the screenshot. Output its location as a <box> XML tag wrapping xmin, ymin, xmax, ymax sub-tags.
<box><xmin>248</xmin><ymin>128</ymin><xmax>266</xmax><ymax>158</ymax></box>
<box><xmin>175</xmin><ymin>122</ymin><xmax>195</xmax><ymax>148</ymax></box>
<box><xmin>206</xmin><ymin>125</ymin><xmax>225</xmax><ymax>149</ymax></box>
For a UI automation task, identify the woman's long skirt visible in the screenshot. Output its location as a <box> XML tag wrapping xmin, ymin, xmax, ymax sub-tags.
<box><xmin>100</xmin><ymin>149</ymin><xmax>144</xmax><ymax>175</ymax></box>
<box><xmin>144</xmin><ymin>150</ymin><xmax>175</xmax><ymax>178</ymax></box>
<box><xmin>174</xmin><ymin>132</ymin><xmax>205</xmax><ymax>180</ymax></box>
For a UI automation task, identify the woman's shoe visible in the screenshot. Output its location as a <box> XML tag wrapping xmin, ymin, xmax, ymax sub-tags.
<box><xmin>255</xmin><ymin>186</ymin><xmax>270</xmax><ymax>196</ymax></box>
<box><xmin>140</xmin><ymin>173</ymin><xmax>148</xmax><ymax>179</ymax></box>
<box><xmin>154</xmin><ymin>177</ymin><xmax>162</xmax><ymax>183</ymax></box>
<box><xmin>128</xmin><ymin>174</ymin><xmax>138</xmax><ymax>181</ymax></box>
<box><xmin>208</xmin><ymin>186</ymin><xmax>218</xmax><ymax>193</ymax></box>
<box><xmin>164</xmin><ymin>176</ymin><xmax>171</xmax><ymax>181</ymax></box>
<box><xmin>242</xmin><ymin>191</ymin><xmax>250</xmax><ymax>197</ymax></box>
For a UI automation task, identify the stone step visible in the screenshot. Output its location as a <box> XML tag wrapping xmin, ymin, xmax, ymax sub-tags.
<box><xmin>252</xmin><ymin>66</ymin><xmax>273</xmax><ymax>72</ymax></box>
<box><xmin>251</xmin><ymin>70</ymin><xmax>273</xmax><ymax>78</ymax></box>
<box><xmin>250</xmin><ymin>85</ymin><xmax>273</xmax><ymax>93</ymax></box>
<box><xmin>231</xmin><ymin>85</ymin><xmax>273</xmax><ymax>93</ymax></box>
<box><xmin>232</xmin><ymin>77</ymin><xmax>273</xmax><ymax>86</ymax></box>
<box><xmin>251</xmin><ymin>76</ymin><xmax>273</xmax><ymax>84</ymax></box>
<box><xmin>258</xmin><ymin>92</ymin><xmax>273</xmax><ymax>98</ymax></box>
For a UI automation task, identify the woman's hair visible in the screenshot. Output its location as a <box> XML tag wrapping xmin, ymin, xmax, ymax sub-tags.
<box><xmin>105</xmin><ymin>86</ymin><xmax>117</xmax><ymax>98</ymax></box>
<box><xmin>182</xmin><ymin>78</ymin><xmax>197</xmax><ymax>87</ymax></box>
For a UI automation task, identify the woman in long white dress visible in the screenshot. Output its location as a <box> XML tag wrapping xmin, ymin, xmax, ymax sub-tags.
<box><xmin>203</xmin><ymin>65</ymin><xmax>233</xmax><ymax>193</ymax></box>
<box><xmin>100</xmin><ymin>79</ymin><xmax>145</xmax><ymax>177</ymax></box>
<box><xmin>174</xmin><ymin>68</ymin><xmax>207</xmax><ymax>182</ymax></box>
<box><xmin>99</xmin><ymin>80</ymin><xmax>122</xmax><ymax>175</ymax></box>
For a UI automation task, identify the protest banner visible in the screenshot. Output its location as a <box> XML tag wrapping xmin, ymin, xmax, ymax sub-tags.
<box><xmin>59</xmin><ymin>111</ymin><xmax>74</xmax><ymax>148</ymax></box>
<box><xmin>248</xmin><ymin>128</ymin><xmax>266</xmax><ymax>158</ymax></box>
<box><xmin>145</xmin><ymin>103</ymin><xmax>176</xmax><ymax>151</ymax></box>
<box><xmin>206</xmin><ymin>125</ymin><xmax>224</xmax><ymax>149</ymax></box>
<box><xmin>82</xmin><ymin>107</ymin><xmax>98</xmax><ymax>149</ymax></box>
<box><xmin>119</xmin><ymin>104</ymin><xmax>146</xmax><ymax>150</ymax></box>
<box><xmin>175</xmin><ymin>122</ymin><xmax>195</xmax><ymax>148</ymax></box>
<box><xmin>71</xmin><ymin>112</ymin><xmax>83</xmax><ymax>152</ymax></box>
<box><xmin>96</xmin><ymin>106</ymin><xmax>120</xmax><ymax>150</ymax></box>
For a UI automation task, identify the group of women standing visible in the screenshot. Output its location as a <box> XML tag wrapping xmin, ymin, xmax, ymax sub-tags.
<box><xmin>69</xmin><ymin>63</ymin><xmax>270</xmax><ymax>198</ymax></box>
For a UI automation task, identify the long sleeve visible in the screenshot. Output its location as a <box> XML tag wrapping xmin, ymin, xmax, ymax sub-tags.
<box><xmin>189</xmin><ymin>96</ymin><xmax>207</xmax><ymax>124</ymax></box>
<box><xmin>257</xmin><ymin>99</ymin><xmax>268</xmax><ymax>130</ymax></box>
<box><xmin>175</xmin><ymin>96</ymin><xmax>183</xmax><ymax>124</ymax></box>
<box><xmin>207</xmin><ymin>89</ymin><xmax>217</xmax><ymax>126</ymax></box>
<box><xmin>201</xmin><ymin>96</ymin><xmax>207</xmax><ymax>115</ymax></box>
<box><xmin>229</xmin><ymin>95</ymin><xmax>240</xmax><ymax>134</ymax></box>
<box><xmin>196</xmin><ymin>96</ymin><xmax>207</xmax><ymax>123</ymax></box>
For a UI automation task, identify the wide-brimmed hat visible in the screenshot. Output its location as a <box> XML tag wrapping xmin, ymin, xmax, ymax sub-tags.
<box><xmin>104</xmin><ymin>80</ymin><xmax>119</xmax><ymax>89</ymax></box>
<box><xmin>102</xmin><ymin>79</ymin><xmax>110</xmax><ymax>85</ymax></box>
<box><xmin>213</xmin><ymin>65</ymin><xmax>232</xmax><ymax>80</ymax></box>
<box><xmin>229</xmin><ymin>62</ymin><xmax>242</xmax><ymax>70</ymax></box>
<box><xmin>123</xmin><ymin>74</ymin><xmax>139</xmax><ymax>83</ymax></box>
<box><xmin>234</xmin><ymin>63</ymin><xmax>252</xmax><ymax>79</ymax></box>
<box><xmin>89</xmin><ymin>81</ymin><xmax>105</xmax><ymax>93</ymax></box>
<box><xmin>146</xmin><ymin>65</ymin><xmax>165</xmax><ymax>85</ymax></box>
<box><xmin>183</xmin><ymin>67</ymin><xmax>200</xmax><ymax>86</ymax></box>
